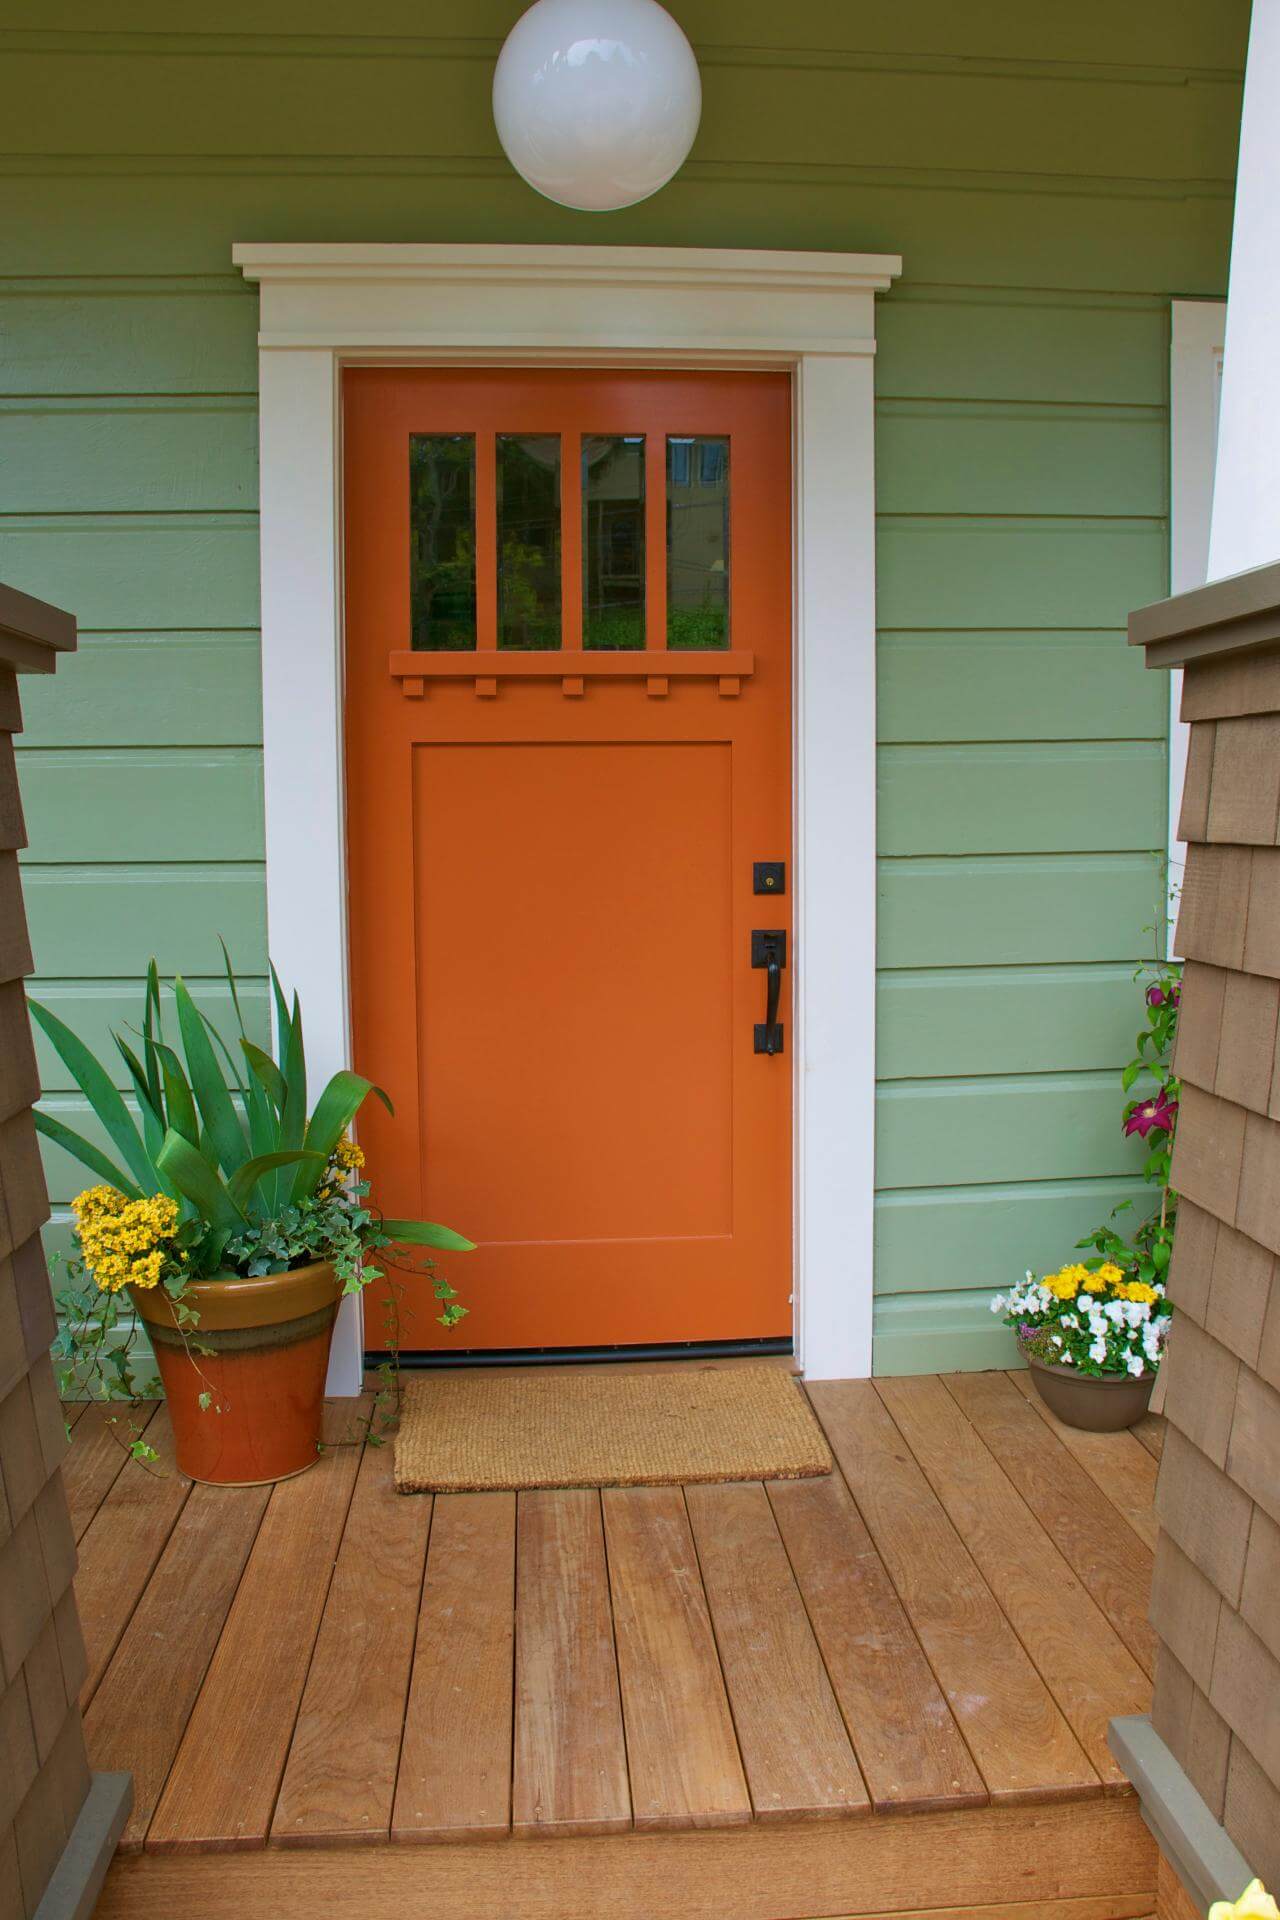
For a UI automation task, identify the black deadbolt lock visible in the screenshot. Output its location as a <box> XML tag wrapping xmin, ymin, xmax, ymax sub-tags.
<box><xmin>753</xmin><ymin>861</ymin><xmax>786</xmax><ymax>896</ymax></box>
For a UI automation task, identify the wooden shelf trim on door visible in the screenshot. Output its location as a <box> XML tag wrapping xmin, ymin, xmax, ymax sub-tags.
<box><xmin>388</xmin><ymin>647</ymin><xmax>756</xmax><ymax>699</ymax></box>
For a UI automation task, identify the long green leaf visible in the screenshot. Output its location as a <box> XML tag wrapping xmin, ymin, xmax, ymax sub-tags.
<box><xmin>291</xmin><ymin>1069</ymin><xmax>376</xmax><ymax>1202</ymax></box>
<box><xmin>32</xmin><ymin>1110</ymin><xmax>143</xmax><ymax>1200</ymax></box>
<box><xmin>155</xmin><ymin>1129</ymin><xmax>247</xmax><ymax>1232</ymax></box>
<box><xmin>151</xmin><ymin>1041</ymin><xmax>199</xmax><ymax>1146</ymax></box>
<box><xmin>174</xmin><ymin>977</ymin><xmax>248</xmax><ymax>1175</ymax></box>
<box><xmin>220</xmin><ymin>937</ymin><xmax>248</xmax><ymax>1036</ymax></box>
<box><xmin>142</xmin><ymin>961</ymin><xmax>164</xmax><ymax>1113</ymax></box>
<box><xmin>279</xmin><ymin>990</ymin><xmax>307</xmax><ymax>1155</ymax></box>
<box><xmin>114</xmin><ymin>1036</ymin><xmax>175</xmax><ymax>1193</ymax></box>
<box><xmin>201</xmin><ymin>1007</ymin><xmax>247</xmax><ymax>1096</ymax></box>
<box><xmin>240</xmin><ymin>1039</ymin><xmax>286</xmax><ymax>1113</ymax></box>
<box><xmin>381</xmin><ymin>1218</ymin><xmax>476</xmax><ymax>1252</ymax></box>
<box><xmin>228</xmin><ymin>1148</ymin><xmax>323</xmax><ymax>1214</ymax></box>
<box><xmin>28</xmin><ymin>998</ymin><xmax>157</xmax><ymax>1194</ymax></box>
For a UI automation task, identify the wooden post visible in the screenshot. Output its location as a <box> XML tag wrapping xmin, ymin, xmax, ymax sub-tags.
<box><xmin>0</xmin><ymin>582</ymin><xmax>131</xmax><ymax>1918</ymax></box>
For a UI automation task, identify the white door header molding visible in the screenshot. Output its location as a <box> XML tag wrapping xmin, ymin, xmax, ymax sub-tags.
<box><xmin>238</xmin><ymin>239</ymin><xmax>900</xmax><ymax>1391</ymax></box>
<box><xmin>233</xmin><ymin>242</ymin><xmax>902</xmax><ymax>357</ymax></box>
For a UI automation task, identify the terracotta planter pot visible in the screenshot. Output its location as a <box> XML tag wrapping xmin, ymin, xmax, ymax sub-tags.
<box><xmin>131</xmin><ymin>1260</ymin><xmax>342</xmax><ymax>1485</ymax></box>
<box><xmin>1024</xmin><ymin>1352</ymin><xmax>1156</xmax><ymax>1432</ymax></box>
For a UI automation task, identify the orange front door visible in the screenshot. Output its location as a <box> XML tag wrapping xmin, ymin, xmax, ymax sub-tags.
<box><xmin>344</xmin><ymin>368</ymin><xmax>792</xmax><ymax>1353</ymax></box>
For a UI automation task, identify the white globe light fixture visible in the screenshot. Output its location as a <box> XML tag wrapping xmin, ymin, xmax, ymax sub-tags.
<box><xmin>493</xmin><ymin>0</ymin><xmax>702</xmax><ymax>213</ymax></box>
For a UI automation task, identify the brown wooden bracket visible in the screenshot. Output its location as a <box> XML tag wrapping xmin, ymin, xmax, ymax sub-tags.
<box><xmin>389</xmin><ymin>648</ymin><xmax>755</xmax><ymax>699</ymax></box>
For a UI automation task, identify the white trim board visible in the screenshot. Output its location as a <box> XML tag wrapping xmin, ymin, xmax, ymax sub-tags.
<box><xmin>1168</xmin><ymin>299</ymin><xmax>1226</xmax><ymax>951</ymax></box>
<box><xmin>234</xmin><ymin>242</ymin><xmax>902</xmax><ymax>1392</ymax></box>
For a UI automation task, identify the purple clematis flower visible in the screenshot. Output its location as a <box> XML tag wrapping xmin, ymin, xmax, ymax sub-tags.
<box><xmin>1125</xmin><ymin>1092</ymin><xmax>1178</xmax><ymax>1139</ymax></box>
<box><xmin>1146</xmin><ymin>984</ymin><xmax>1166</xmax><ymax>1008</ymax></box>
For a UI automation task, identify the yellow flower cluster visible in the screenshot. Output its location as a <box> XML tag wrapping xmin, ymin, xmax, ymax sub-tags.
<box><xmin>316</xmin><ymin>1135</ymin><xmax>366</xmax><ymax>1202</ymax></box>
<box><xmin>1041</xmin><ymin>1261</ymin><xmax>1153</xmax><ymax>1303</ymax></box>
<box><xmin>71</xmin><ymin>1185</ymin><xmax>179</xmax><ymax>1294</ymax></box>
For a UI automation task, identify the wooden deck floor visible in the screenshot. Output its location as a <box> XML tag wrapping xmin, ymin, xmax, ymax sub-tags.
<box><xmin>73</xmin><ymin>1368</ymin><xmax>1163</xmax><ymax>1920</ymax></box>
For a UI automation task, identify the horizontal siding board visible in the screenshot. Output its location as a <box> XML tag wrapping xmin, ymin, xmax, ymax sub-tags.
<box><xmin>0</xmin><ymin>289</ymin><xmax>258</xmax><ymax>396</ymax></box>
<box><xmin>874</xmin><ymin>1178</ymin><xmax>1148</xmax><ymax>1297</ymax></box>
<box><xmin>0</xmin><ymin>397</ymin><xmax>258</xmax><ymax>512</ymax></box>
<box><xmin>878</xmin><ymin>632</ymin><xmax>1164</xmax><ymax>743</ymax></box>
<box><xmin>17</xmin><ymin>634</ymin><xmax>262</xmax><ymax>748</ymax></box>
<box><xmin>22</xmin><ymin>865</ymin><xmax>267</xmax><ymax>976</ymax></box>
<box><xmin>3</xmin><ymin>5</ymin><xmax>1249</xmax><ymax>68</ymax></box>
<box><xmin>877</xmin><ymin>964</ymin><xmax>1143</xmax><ymax>1079</ymax></box>
<box><xmin>877</xmin><ymin>741</ymin><xmax>1166</xmax><ymax>855</ymax></box>
<box><xmin>15</xmin><ymin>748</ymin><xmax>264</xmax><ymax>862</ymax></box>
<box><xmin>877</xmin><ymin>519</ymin><xmax>1167</xmax><ymax>630</ymax></box>
<box><xmin>30</xmin><ymin>978</ymin><xmax>270</xmax><ymax>1092</ymax></box>
<box><xmin>876</xmin><ymin>402</ymin><xmax>1166</xmax><ymax>518</ymax></box>
<box><xmin>878</xmin><ymin>853</ymin><xmax>1160</xmax><ymax>967</ymax></box>
<box><xmin>0</xmin><ymin>49</ymin><xmax>1240</xmax><ymax>184</ymax></box>
<box><xmin>875</xmin><ymin>295</ymin><xmax>1168</xmax><ymax>407</ymax></box>
<box><xmin>0</xmin><ymin>174</ymin><xmax>1232</xmax><ymax>296</ymax></box>
<box><xmin>872</xmin><ymin>1290</ymin><xmax>1025</xmax><ymax>1376</ymax></box>
<box><xmin>876</xmin><ymin>1071</ymin><xmax>1145</xmax><ymax>1188</ymax></box>
<box><xmin>0</xmin><ymin>514</ymin><xmax>259</xmax><ymax>629</ymax></box>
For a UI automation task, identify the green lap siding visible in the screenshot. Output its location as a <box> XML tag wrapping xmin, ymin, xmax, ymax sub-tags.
<box><xmin>0</xmin><ymin>1</ymin><xmax>1244</xmax><ymax>1370</ymax></box>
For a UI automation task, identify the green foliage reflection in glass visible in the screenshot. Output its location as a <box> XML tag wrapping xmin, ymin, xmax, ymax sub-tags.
<box><xmin>410</xmin><ymin>433</ymin><xmax>476</xmax><ymax>651</ymax></box>
<box><xmin>498</xmin><ymin>434</ymin><xmax>561</xmax><ymax>651</ymax></box>
<box><xmin>667</xmin><ymin>436</ymin><xmax>729</xmax><ymax>650</ymax></box>
<box><xmin>583</xmin><ymin>434</ymin><xmax>645</xmax><ymax>650</ymax></box>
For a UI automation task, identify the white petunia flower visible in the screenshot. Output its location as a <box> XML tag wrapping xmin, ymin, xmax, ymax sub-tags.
<box><xmin>1090</xmin><ymin>1337</ymin><xmax>1108</xmax><ymax>1363</ymax></box>
<box><xmin>1126</xmin><ymin>1352</ymin><xmax>1146</xmax><ymax>1377</ymax></box>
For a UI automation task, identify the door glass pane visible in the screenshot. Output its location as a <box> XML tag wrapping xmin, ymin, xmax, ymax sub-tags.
<box><xmin>498</xmin><ymin>434</ymin><xmax>561</xmax><ymax>651</ymax></box>
<box><xmin>583</xmin><ymin>435</ymin><xmax>645</xmax><ymax>651</ymax></box>
<box><xmin>667</xmin><ymin>436</ymin><xmax>729</xmax><ymax>650</ymax></box>
<box><xmin>409</xmin><ymin>433</ymin><xmax>476</xmax><ymax>651</ymax></box>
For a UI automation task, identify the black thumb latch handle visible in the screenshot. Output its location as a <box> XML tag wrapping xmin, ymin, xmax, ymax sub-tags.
<box><xmin>752</xmin><ymin>928</ymin><xmax>786</xmax><ymax>1055</ymax></box>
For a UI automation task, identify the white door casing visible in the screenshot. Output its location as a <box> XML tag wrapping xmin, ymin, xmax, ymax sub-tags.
<box><xmin>234</xmin><ymin>243</ymin><xmax>901</xmax><ymax>1392</ymax></box>
<box><xmin>1168</xmin><ymin>299</ymin><xmax>1226</xmax><ymax>951</ymax></box>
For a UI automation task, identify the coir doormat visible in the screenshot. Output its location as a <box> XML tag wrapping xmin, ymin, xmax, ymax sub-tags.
<box><xmin>394</xmin><ymin>1363</ymin><xmax>832</xmax><ymax>1493</ymax></box>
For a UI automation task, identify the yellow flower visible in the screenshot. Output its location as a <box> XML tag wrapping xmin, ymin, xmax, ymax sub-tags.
<box><xmin>1210</xmin><ymin>1883</ymin><xmax>1280</xmax><ymax>1920</ymax></box>
<box><xmin>1122</xmin><ymin>1281</ymin><xmax>1158</xmax><ymax>1306</ymax></box>
<box><xmin>1044</xmin><ymin>1270</ymin><xmax>1080</xmax><ymax>1300</ymax></box>
<box><xmin>1097</xmin><ymin>1262</ymin><xmax>1125</xmax><ymax>1288</ymax></box>
<box><xmin>72</xmin><ymin>1187</ymin><xmax>179</xmax><ymax>1294</ymax></box>
<box><xmin>1081</xmin><ymin>1269</ymin><xmax>1108</xmax><ymax>1294</ymax></box>
<box><xmin>333</xmin><ymin>1137</ymin><xmax>366</xmax><ymax>1173</ymax></box>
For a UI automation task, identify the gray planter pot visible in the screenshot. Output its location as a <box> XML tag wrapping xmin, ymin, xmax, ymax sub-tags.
<box><xmin>1024</xmin><ymin>1353</ymin><xmax>1156</xmax><ymax>1432</ymax></box>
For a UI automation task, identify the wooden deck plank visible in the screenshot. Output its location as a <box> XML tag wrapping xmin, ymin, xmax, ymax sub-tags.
<box><xmin>63</xmin><ymin>1403</ymin><xmax>159</xmax><ymax>1542</ymax></box>
<box><xmin>685</xmin><ymin>1481</ymin><xmax>868</xmax><ymax>1824</ymax></box>
<box><xmin>945</xmin><ymin>1372</ymin><xmax>1155</xmax><ymax>1674</ymax></box>
<box><xmin>767</xmin><ymin>1468</ymin><xmax>987</xmax><ymax>1814</ymax></box>
<box><xmin>74</xmin><ymin>1406</ymin><xmax>191</xmax><ymax>1708</ymax></box>
<box><xmin>602</xmin><ymin>1486</ymin><xmax>750</xmax><ymax>1832</ymax></box>
<box><xmin>806</xmin><ymin>1380</ymin><xmax>1099</xmax><ymax>1805</ymax></box>
<box><xmin>1010</xmin><ymin>1371</ymin><xmax>1160</xmax><ymax>1551</ymax></box>
<box><xmin>146</xmin><ymin>1427</ymin><xmax>363</xmax><ymax>1852</ymax></box>
<box><xmin>876</xmin><ymin>1376</ymin><xmax>1149</xmax><ymax>1789</ymax></box>
<box><xmin>83</xmin><ymin>1478</ymin><xmax>270</xmax><ymax>1851</ymax></box>
<box><xmin>90</xmin><ymin>1794</ymin><xmax>1156</xmax><ymax>1920</ymax></box>
<box><xmin>513</xmin><ymin>1489</ymin><xmax>631</xmax><ymax>1838</ymax></box>
<box><xmin>393</xmin><ymin>1491</ymin><xmax>515</xmax><ymax>1843</ymax></box>
<box><xmin>272</xmin><ymin>1438</ymin><xmax>432</xmax><ymax>1847</ymax></box>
